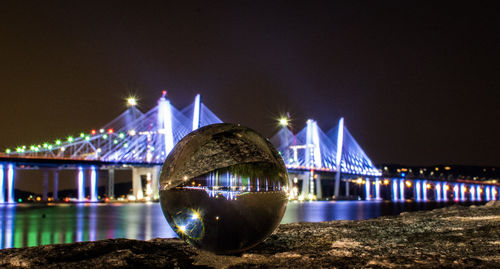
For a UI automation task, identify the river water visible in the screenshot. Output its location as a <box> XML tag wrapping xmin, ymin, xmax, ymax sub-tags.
<box><xmin>0</xmin><ymin>200</ymin><xmax>483</xmax><ymax>249</ymax></box>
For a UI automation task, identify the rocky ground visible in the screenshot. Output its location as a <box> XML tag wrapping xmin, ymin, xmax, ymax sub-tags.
<box><xmin>1</xmin><ymin>201</ymin><xmax>499</xmax><ymax>269</ymax></box>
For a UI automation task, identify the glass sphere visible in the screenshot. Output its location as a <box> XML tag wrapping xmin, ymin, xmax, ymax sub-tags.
<box><xmin>159</xmin><ymin>123</ymin><xmax>289</xmax><ymax>254</ymax></box>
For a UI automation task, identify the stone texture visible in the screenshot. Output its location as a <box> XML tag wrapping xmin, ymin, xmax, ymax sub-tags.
<box><xmin>1</xmin><ymin>202</ymin><xmax>499</xmax><ymax>268</ymax></box>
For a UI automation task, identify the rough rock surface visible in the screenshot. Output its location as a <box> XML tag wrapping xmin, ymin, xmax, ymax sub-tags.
<box><xmin>1</xmin><ymin>201</ymin><xmax>499</xmax><ymax>268</ymax></box>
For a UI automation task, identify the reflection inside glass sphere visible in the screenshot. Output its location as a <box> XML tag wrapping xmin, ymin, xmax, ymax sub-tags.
<box><xmin>161</xmin><ymin>162</ymin><xmax>288</xmax><ymax>254</ymax></box>
<box><xmin>159</xmin><ymin>123</ymin><xmax>288</xmax><ymax>254</ymax></box>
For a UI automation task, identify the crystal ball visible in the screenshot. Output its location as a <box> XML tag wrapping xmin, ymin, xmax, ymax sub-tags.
<box><xmin>159</xmin><ymin>123</ymin><xmax>289</xmax><ymax>254</ymax></box>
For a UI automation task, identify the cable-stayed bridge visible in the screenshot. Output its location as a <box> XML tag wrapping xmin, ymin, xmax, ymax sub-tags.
<box><xmin>0</xmin><ymin>93</ymin><xmax>498</xmax><ymax>203</ymax></box>
<box><xmin>4</xmin><ymin>92</ymin><xmax>222</xmax><ymax>163</ymax></box>
<box><xmin>270</xmin><ymin>117</ymin><xmax>381</xmax><ymax>199</ymax></box>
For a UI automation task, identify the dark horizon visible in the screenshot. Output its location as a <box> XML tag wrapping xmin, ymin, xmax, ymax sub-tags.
<box><xmin>1</xmin><ymin>1</ymin><xmax>499</xmax><ymax>166</ymax></box>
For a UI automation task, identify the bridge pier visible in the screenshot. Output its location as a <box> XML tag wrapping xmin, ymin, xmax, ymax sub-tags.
<box><xmin>415</xmin><ymin>180</ymin><xmax>421</xmax><ymax>201</ymax></box>
<box><xmin>315</xmin><ymin>174</ymin><xmax>322</xmax><ymax>200</ymax></box>
<box><xmin>423</xmin><ymin>180</ymin><xmax>428</xmax><ymax>201</ymax></box>
<box><xmin>308</xmin><ymin>171</ymin><xmax>314</xmax><ymax>199</ymax></box>
<box><xmin>288</xmin><ymin>176</ymin><xmax>294</xmax><ymax>197</ymax></box>
<box><xmin>301</xmin><ymin>173</ymin><xmax>309</xmax><ymax>199</ymax></box>
<box><xmin>345</xmin><ymin>178</ymin><xmax>350</xmax><ymax>197</ymax></box>
<box><xmin>7</xmin><ymin>164</ymin><xmax>15</xmax><ymax>203</ymax></box>
<box><xmin>78</xmin><ymin>167</ymin><xmax>85</xmax><ymax>202</ymax></box>
<box><xmin>132</xmin><ymin>168</ymin><xmax>144</xmax><ymax>200</ymax></box>
<box><xmin>399</xmin><ymin>179</ymin><xmax>405</xmax><ymax>201</ymax></box>
<box><xmin>460</xmin><ymin>184</ymin><xmax>466</xmax><ymax>201</ymax></box>
<box><xmin>298</xmin><ymin>170</ymin><xmax>325</xmax><ymax>200</ymax></box>
<box><xmin>53</xmin><ymin>169</ymin><xmax>59</xmax><ymax>201</ymax></box>
<box><xmin>365</xmin><ymin>178</ymin><xmax>371</xmax><ymax>200</ymax></box>
<box><xmin>443</xmin><ymin>183</ymin><xmax>448</xmax><ymax>201</ymax></box>
<box><xmin>152</xmin><ymin>166</ymin><xmax>160</xmax><ymax>200</ymax></box>
<box><xmin>90</xmin><ymin>166</ymin><xmax>98</xmax><ymax>202</ymax></box>
<box><xmin>132</xmin><ymin>166</ymin><xmax>160</xmax><ymax>201</ymax></box>
<box><xmin>0</xmin><ymin>164</ymin><xmax>4</xmax><ymax>203</ymax></box>
<box><xmin>375</xmin><ymin>178</ymin><xmax>381</xmax><ymax>200</ymax></box>
<box><xmin>392</xmin><ymin>178</ymin><xmax>398</xmax><ymax>201</ymax></box>
<box><xmin>485</xmin><ymin>186</ymin><xmax>491</xmax><ymax>201</ymax></box>
<box><xmin>435</xmin><ymin>182</ymin><xmax>442</xmax><ymax>201</ymax></box>
<box><xmin>43</xmin><ymin>170</ymin><xmax>49</xmax><ymax>201</ymax></box>
<box><xmin>470</xmin><ymin>184</ymin><xmax>475</xmax><ymax>201</ymax></box>
<box><xmin>108</xmin><ymin>168</ymin><xmax>115</xmax><ymax>199</ymax></box>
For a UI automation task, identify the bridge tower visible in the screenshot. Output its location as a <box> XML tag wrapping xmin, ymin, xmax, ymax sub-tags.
<box><xmin>334</xmin><ymin>117</ymin><xmax>344</xmax><ymax>198</ymax></box>
<box><xmin>302</xmin><ymin>119</ymin><xmax>322</xmax><ymax>199</ymax></box>
<box><xmin>157</xmin><ymin>91</ymin><xmax>174</xmax><ymax>156</ymax></box>
<box><xmin>192</xmin><ymin>94</ymin><xmax>201</xmax><ymax>131</ymax></box>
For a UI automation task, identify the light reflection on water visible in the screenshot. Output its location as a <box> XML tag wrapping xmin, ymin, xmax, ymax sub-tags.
<box><xmin>0</xmin><ymin>201</ymin><xmax>484</xmax><ymax>249</ymax></box>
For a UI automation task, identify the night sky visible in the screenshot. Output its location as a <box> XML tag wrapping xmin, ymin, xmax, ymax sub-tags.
<box><xmin>1</xmin><ymin>1</ymin><xmax>499</xmax><ymax>166</ymax></box>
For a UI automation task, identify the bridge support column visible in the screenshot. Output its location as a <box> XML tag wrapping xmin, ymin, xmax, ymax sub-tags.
<box><xmin>288</xmin><ymin>176</ymin><xmax>294</xmax><ymax>196</ymax></box>
<box><xmin>484</xmin><ymin>186</ymin><xmax>490</xmax><ymax>201</ymax></box>
<box><xmin>308</xmin><ymin>170</ymin><xmax>315</xmax><ymax>199</ymax></box>
<box><xmin>77</xmin><ymin>167</ymin><xmax>85</xmax><ymax>202</ymax></box>
<box><xmin>392</xmin><ymin>178</ymin><xmax>398</xmax><ymax>201</ymax></box>
<box><xmin>90</xmin><ymin>166</ymin><xmax>97</xmax><ymax>202</ymax></box>
<box><xmin>476</xmin><ymin>185</ymin><xmax>481</xmax><ymax>201</ymax></box>
<box><xmin>132</xmin><ymin>168</ymin><xmax>144</xmax><ymax>200</ymax></box>
<box><xmin>7</xmin><ymin>164</ymin><xmax>15</xmax><ymax>203</ymax></box>
<box><xmin>152</xmin><ymin>166</ymin><xmax>160</xmax><ymax>200</ymax></box>
<box><xmin>0</xmin><ymin>164</ymin><xmax>5</xmax><ymax>203</ymax></box>
<box><xmin>435</xmin><ymin>182</ymin><xmax>441</xmax><ymax>201</ymax></box>
<box><xmin>345</xmin><ymin>178</ymin><xmax>350</xmax><ymax>197</ymax></box>
<box><xmin>454</xmin><ymin>184</ymin><xmax>459</xmax><ymax>201</ymax></box>
<box><xmin>415</xmin><ymin>180</ymin><xmax>421</xmax><ymax>201</ymax></box>
<box><xmin>131</xmin><ymin>167</ymin><xmax>159</xmax><ymax>201</ymax></box>
<box><xmin>334</xmin><ymin>172</ymin><xmax>341</xmax><ymax>198</ymax></box>
<box><xmin>375</xmin><ymin>178</ymin><xmax>381</xmax><ymax>200</ymax></box>
<box><xmin>43</xmin><ymin>170</ymin><xmax>49</xmax><ymax>201</ymax></box>
<box><xmin>53</xmin><ymin>170</ymin><xmax>59</xmax><ymax>201</ymax></box>
<box><xmin>460</xmin><ymin>184</ymin><xmax>466</xmax><ymax>201</ymax></box>
<box><xmin>300</xmin><ymin>172</ymin><xmax>309</xmax><ymax>199</ymax></box>
<box><xmin>470</xmin><ymin>184</ymin><xmax>475</xmax><ymax>201</ymax></box>
<box><xmin>108</xmin><ymin>168</ymin><xmax>115</xmax><ymax>199</ymax></box>
<box><xmin>365</xmin><ymin>178</ymin><xmax>371</xmax><ymax>200</ymax></box>
<box><xmin>399</xmin><ymin>179</ymin><xmax>405</xmax><ymax>201</ymax></box>
<box><xmin>422</xmin><ymin>180</ymin><xmax>428</xmax><ymax>201</ymax></box>
<box><xmin>315</xmin><ymin>174</ymin><xmax>322</xmax><ymax>200</ymax></box>
<box><xmin>443</xmin><ymin>182</ymin><xmax>448</xmax><ymax>201</ymax></box>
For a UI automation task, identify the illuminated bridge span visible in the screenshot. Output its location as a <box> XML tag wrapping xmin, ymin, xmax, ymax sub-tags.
<box><xmin>4</xmin><ymin>92</ymin><xmax>221</xmax><ymax>163</ymax></box>
<box><xmin>270</xmin><ymin>118</ymin><xmax>499</xmax><ymax>201</ymax></box>
<box><xmin>271</xmin><ymin>117</ymin><xmax>382</xmax><ymax>199</ymax></box>
<box><xmin>0</xmin><ymin>92</ymin><xmax>498</xmax><ymax>203</ymax></box>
